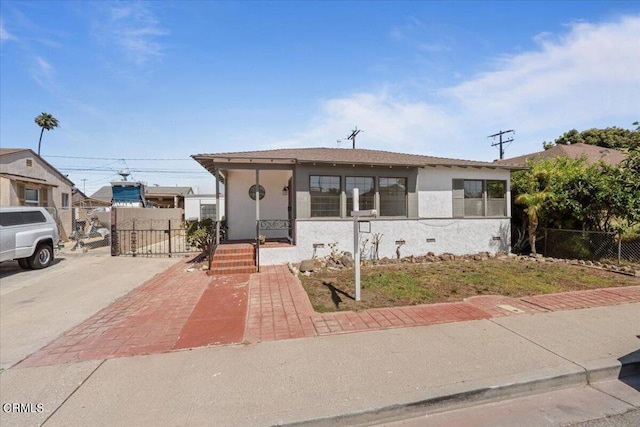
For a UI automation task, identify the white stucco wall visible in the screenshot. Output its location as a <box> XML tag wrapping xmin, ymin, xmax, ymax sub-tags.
<box><xmin>417</xmin><ymin>167</ymin><xmax>512</xmax><ymax>218</ymax></box>
<box><xmin>259</xmin><ymin>218</ymin><xmax>511</xmax><ymax>265</ymax></box>
<box><xmin>184</xmin><ymin>195</ymin><xmax>224</xmax><ymax>221</ymax></box>
<box><xmin>226</xmin><ymin>169</ymin><xmax>292</xmax><ymax>240</ymax></box>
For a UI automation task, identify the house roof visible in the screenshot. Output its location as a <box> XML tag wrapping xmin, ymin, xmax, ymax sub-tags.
<box><xmin>0</xmin><ymin>148</ymin><xmax>28</xmax><ymax>156</ymax></box>
<box><xmin>497</xmin><ymin>143</ymin><xmax>627</xmax><ymax>167</ymax></box>
<box><xmin>90</xmin><ymin>186</ymin><xmax>113</xmax><ymax>202</ymax></box>
<box><xmin>0</xmin><ymin>148</ymin><xmax>75</xmax><ymax>187</ymax></box>
<box><xmin>145</xmin><ymin>186</ymin><xmax>194</xmax><ymax>197</ymax></box>
<box><xmin>192</xmin><ymin>147</ymin><xmax>523</xmax><ymax>173</ymax></box>
<box><xmin>90</xmin><ymin>185</ymin><xmax>193</xmax><ymax>201</ymax></box>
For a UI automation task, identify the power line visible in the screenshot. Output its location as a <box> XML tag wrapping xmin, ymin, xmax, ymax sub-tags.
<box><xmin>44</xmin><ymin>155</ymin><xmax>193</xmax><ymax>161</ymax></box>
<box><xmin>57</xmin><ymin>167</ymin><xmax>209</xmax><ymax>174</ymax></box>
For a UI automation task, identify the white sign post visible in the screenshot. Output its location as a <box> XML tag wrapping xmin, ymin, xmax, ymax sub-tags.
<box><xmin>351</xmin><ymin>188</ymin><xmax>377</xmax><ymax>302</ymax></box>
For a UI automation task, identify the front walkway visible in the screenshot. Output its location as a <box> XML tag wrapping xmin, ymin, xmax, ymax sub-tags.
<box><xmin>18</xmin><ymin>262</ymin><xmax>640</xmax><ymax>368</ymax></box>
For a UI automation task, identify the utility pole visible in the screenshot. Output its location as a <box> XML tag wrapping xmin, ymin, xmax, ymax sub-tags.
<box><xmin>488</xmin><ymin>130</ymin><xmax>514</xmax><ymax>160</ymax></box>
<box><xmin>81</xmin><ymin>178</ymin><xmax>87</xmax><ymax>194</ymax></box>
<box><xmin>347</xmin><ymin>127</ymin><xmax>363</xmax><ymax>149</ymax></box>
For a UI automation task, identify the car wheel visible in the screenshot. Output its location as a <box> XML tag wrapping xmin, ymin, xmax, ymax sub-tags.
<box><xmin>18</xmin><ymin>258</ymin><xmax>32</xmax><ymax>269</ymax></box>
<box><xmin>28</xmin><ymin>244</ymin><xmax>54</xmax><ymax>269</ymax></box>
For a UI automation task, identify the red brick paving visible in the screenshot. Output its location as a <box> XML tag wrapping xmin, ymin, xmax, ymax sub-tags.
<box><xmin>244</xmin><ymin>266</ymin><xmax>316</xmax><ymax>343</ymax></box>
<box><xmin>175</xmin><ymin>274</ymin><xmax>249</xmax><ymax>349</ymax></box>
<box><xmin>17</xmin><ymin>260</ymin><xmax>640</xmax><ymax>367</ymax></box>
<box><xmin>521</xmin><ymin>286</ymin><xmax>640</xmax><ymax>311</ymax></box>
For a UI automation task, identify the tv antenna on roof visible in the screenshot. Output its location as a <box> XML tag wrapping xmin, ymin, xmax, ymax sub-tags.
<box><xmin>347</xmin><ymin>127</ymin><xmax>363</xmax><ymax>149</ymax></box>
<box><xmin>117</xmin><ymin>169</ymin><xmax>130</xmax><ymax>181</ymax></box>
<box><xmin>488</xmin><ymin>129</ymin><xmax>515</xmax><ymax>160</ymax></box>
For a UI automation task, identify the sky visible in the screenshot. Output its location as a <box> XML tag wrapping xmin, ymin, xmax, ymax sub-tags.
<box><xmin>1</xmin><ymin>1</ymin><xmax>639</xmax><ymax>196</ymax></box>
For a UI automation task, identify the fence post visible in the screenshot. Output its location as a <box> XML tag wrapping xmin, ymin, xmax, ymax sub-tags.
<box><xmin>110</xmin><ymin>207</ymin><xmax>118</xmax><ymax>256</ymax></box>
<box><xmin>618</xmin><ymin>234</ymin><xmax>622</xmax><ymax>266</ymax></box>
<box><xmin>168</xmin><ymin>219</ymin><xmax>172</xmax><ymax>256</ymax></box>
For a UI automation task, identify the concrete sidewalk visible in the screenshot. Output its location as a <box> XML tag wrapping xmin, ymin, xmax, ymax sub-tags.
<box><xmin>1</xmin><ymin>302</ymin><xmax>638</xmax><ymax>426</ymax></box>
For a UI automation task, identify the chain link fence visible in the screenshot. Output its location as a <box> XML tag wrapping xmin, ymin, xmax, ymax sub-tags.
<box><xmin>70</xmin><ymin>208</ymin><xmax>111</xmax><ymax>252</ymax></box>
<box><xmin>542</xmin><ymin>229</ymin><xmax>640</xmax><ymax>265</ymax></box>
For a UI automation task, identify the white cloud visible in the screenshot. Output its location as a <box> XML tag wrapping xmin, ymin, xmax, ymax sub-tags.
<box><xmin>279</xmin><ymin>15</ymin><xmax>640</xmax><ymax>161</ymax></box>
<box><xmin>94</xmin><ymin>2</ymin><xmax>167</xmax><ymax>65</ymax></box>
<box><xmin>448</xmin><ymin>17</ymin><xmax>640</xmax><ymax>127</ymax></box>
<box><xmin>271</xmin><ymin>91</ymin><xmax>461</xmax><ymax>156</ymax></box>
<box><xmin>30</xmin><ymin>56</ymin><xmax>55</xmax><ymax>88</ymax></box>
<box><xmin>0</xmin><ymin>21</ymin><xmax>14</xmax><ymax>41</ymax></box>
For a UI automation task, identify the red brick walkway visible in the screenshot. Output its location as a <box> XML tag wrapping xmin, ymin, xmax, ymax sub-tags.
<box><xmin>18</xmin><ymin>262</ymin><xmax>640</xmax><ymax>367</ymax></box>
<box><xmin>19</xmin><ymin>261</ymin><xmax>247</xmax><ymax>368</ymax></box>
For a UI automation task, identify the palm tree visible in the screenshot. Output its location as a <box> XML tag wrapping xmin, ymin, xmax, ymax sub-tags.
<box><xmin>34</xmin><ymin>112</ymin><xmax>59</xmax><ymax>156</ymax></box>
<box><xmin>515</xmin><ymin>190</ymin><xmax>553</xmax><ymax>255</ymax></box>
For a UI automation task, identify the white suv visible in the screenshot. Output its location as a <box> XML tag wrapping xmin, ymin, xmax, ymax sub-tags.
<box><xmin>0</xmin><ymin>207</ymin><xmax>62</xmax><ymax>269</ymax></box>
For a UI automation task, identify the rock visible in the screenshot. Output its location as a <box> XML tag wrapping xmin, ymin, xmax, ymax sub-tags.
<box><xmin>340</xmin><ymin>253</ymin><xmax>354</xmax><ymax>268</ymax></box>
<box><xmin>313</xmin><ymin>258</ymin><xmax>326</xmax><ymax>269</ymax></box>
<box><xmin>299</xmin><ymin>259</ymin><xmax>315</xmax><ymax>273</ymax></box>
<box><xmin>440</xmin><ymin>253</ymin><xmax>454</xmax><ymax>262</ymax></box>
<box><xmin>288</xmin><ymin>262</ymin><xmax>299</xmax><ymax>276</ymax></box>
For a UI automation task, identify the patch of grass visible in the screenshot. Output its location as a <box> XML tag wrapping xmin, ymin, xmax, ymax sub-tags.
<box><xmin>298</xmin><ymin>259</ymin><xmax>639</xmax><ymax>312</ymax></box>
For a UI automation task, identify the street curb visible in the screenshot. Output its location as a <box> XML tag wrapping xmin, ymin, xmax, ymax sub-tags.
<box><xmin>583</xmin><ymin>354</ymin><xmax>640</xmax><ymax>383</ymax></box>
<box><xmin>285</xmin><ymin>359</ymin><xmax>640</xmax><ymax>426</ymax></box>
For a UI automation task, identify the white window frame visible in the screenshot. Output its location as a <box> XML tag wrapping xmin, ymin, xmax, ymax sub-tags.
<box><xmin>453</xmin><ymin>179</ymin><xmax>507</xmax><ymax>218</ymax></box>
<box><xmin>25</xmin><ymin>188</ymin><xmax>39</xmax><ymax>207</ymax></box>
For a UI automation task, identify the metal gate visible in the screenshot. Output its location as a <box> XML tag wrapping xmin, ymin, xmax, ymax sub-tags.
<box><xmin>111</xmin><ymin>218</ymin><xmax>195</xmax><ymax>257</ymax></box>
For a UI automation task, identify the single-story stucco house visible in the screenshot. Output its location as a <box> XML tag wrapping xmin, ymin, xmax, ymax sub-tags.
<box><xmin>192</xmin><ymin>147</ymin><xmax>523</xmax><ymax>267</ymax></box>
<box><xmin>184</xmin><ymin>194</ymin><xmax>225</xmax><ymax>222</ymax></box>
<box><xmin>0</xmin><ymin>148</ymin><xmax>74</xmax><ymax>209</ymax></box>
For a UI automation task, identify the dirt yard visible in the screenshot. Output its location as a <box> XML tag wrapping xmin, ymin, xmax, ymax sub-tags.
<box><xmin>298</xmin><ymin>258</ymin><xmax>640</xmax><ymax>312</ymax></box>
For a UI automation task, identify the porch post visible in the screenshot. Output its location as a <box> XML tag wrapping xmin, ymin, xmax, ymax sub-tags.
<box><xmin>215</xmin><ymin>167</ymin><xmax>220</xmax><ymax>245</ymax></box>
<box><xmin>255</xmin><ymin>169</ymin><xmax>260</xmax><ymax>273</ymax></box>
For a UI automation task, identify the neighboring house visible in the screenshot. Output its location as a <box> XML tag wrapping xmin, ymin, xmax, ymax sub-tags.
<box><xmin>184</xmin><ymin>194</ymin><xmax>225</xmax><ymax>221</ymax></box>
<box><xmin>145</xmin><ymin>186</ymin><xmax>194</xmax><ymax>208</ymax></box>
<box><xmin>192</xmin><ymin>147</ymin><xmax>523</xmax><ymax>265</ymax></box>
<box><xmin>0</xmin><ymin>148</ymin><xmax>74</xmax><ymax>209</ymax></box>
<box><xmin>497</xmin><ymin>143</ymin><xmax>627</xmax><ymax>167</ymax></box>
<box><xmin>72</xmin><ymin>188</ymin><xmax>111</xmax><ymax>208</ymax></box>
<box><xmin>90</xmin><ymin>185</ymin><xmax>193</xmax><ymax>208</ymax></box>
<box><xmin>1</xmin><ymin>148</ymin><xmax>76</xmax><ymax>240</ymax></box>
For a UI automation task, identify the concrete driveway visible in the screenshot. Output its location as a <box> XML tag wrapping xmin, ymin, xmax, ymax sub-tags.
<box><xmin>0</xmin><ymin>250</ymin><xmax>178</xmax><ymax>370</ymax></box>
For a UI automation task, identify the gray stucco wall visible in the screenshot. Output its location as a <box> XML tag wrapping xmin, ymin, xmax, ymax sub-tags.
<box><xmin>294</xmin><ymin>164</ymin><xmax>419</xmax><ymax>219</ymax></box>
